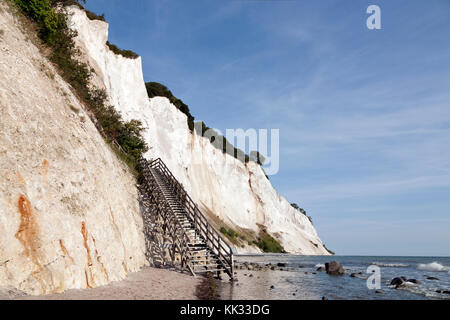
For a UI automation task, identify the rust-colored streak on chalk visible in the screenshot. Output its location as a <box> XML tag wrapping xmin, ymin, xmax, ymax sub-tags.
<box><xmin>17</xmin><ymin>171</ymin><xmax>26</xmax><ymax>184</ymax></box>
<box><xmin>41</xmin><ymin>160</ymin><xmax>49</xmax><ymax>178</ymax></box>
<box><xmin>15</xmin><ymin>195</ymin><xmax>40</xmax><ymax>267</ymax></box>
<box><xmin>92</xmin><ymin>236</ymin><xmax>109</xmax><ymax>282</ymax></box>
<box><xmin>59</xmin><ymin>239</ymin><xmax>74</xmax><ymax>264</ymax></box>
<box><xmin>85</xmin><ymin>270</ymin><xmax>93</xmax><ymax>289</ymax></box>
<box><xmin>81</xmin><ymin>222</ymin><xmax>92</xmax><ymax>266</ymax></box>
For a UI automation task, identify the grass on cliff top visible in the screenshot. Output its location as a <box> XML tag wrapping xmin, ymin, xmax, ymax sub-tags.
<box><xmin>65</xmin><ymin>1</ymin><xmax>138</xmax><ymax>58</ymax></box>
<box><xmin>106</xmin><ymin>41</ymin><xmax>139</xmax><ymax>59</ymax></box>
<box><xmin>12</xmin><ymin>0</ymin><xmax>147</xmax><ymax>173</ymax></box>
<box><xmin>85</xmin><ymin>9</ymin><xmax>105</xmax><ymax>21</ymax></box>
<box><xmin>145</xmin><ymin>82</ymin><xmax>195</xmax><ymax>130</ymax></box>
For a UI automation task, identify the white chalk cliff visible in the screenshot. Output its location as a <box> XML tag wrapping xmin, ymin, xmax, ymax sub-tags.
<box><xmin>68</xmin><ymin>7</ymin><xmax>329</xmax><ymax>256</ymax></box>
<box><xmin>0</xmin><ymin>2</ymin><xmax>329</xmax><ymax>296</ymax></box>
<box><xmin>0</xmin><ymin>3</ymin><xmax>146</xmax><ymax>296</ymax></box>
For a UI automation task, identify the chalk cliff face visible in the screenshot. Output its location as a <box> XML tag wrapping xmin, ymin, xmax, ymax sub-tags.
<box><xmin>0</xmin><ymin>3</ymin><xmax>146</xmax><ymax>295</ymax></box>
<box><xmin>68</xmin><ymin>7</ymin><xmax>329</xmax><ymax>255</ymax></box>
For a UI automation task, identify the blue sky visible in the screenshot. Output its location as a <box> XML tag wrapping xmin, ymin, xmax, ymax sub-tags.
<box><xmin>84</xmin><ymin>0</ymin><xmax>450</xmax><ymax>256</ymax></box>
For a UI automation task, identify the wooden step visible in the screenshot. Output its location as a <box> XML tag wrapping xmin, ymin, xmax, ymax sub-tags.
<box><xmin>143</xmin><ymin>162</ymin><xmax>233</xmax><ymax>279</ymax></box>
<box><xmin>193</xmin><ymin>263</ymin><xmax>221</xmax><ymax>268</ymax></box>
<box><xmin>191</xmin><ymin>260</ymin><xmax>220</xmax><ymax>265</ymax></box>
<box><xmin>190</xmin><ymin>252</ymin><xmax>213</xmax><ymax>257</ymax></box>
<box><xmin>194</xmin><ymin>269</ymin><xmax>224</xmax><ymax>273</ymax></box>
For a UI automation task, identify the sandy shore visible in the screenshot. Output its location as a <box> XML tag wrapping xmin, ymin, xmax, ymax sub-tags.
<box><xmin>0</xmin><ymin>267</ymin><xmax>201</xmax><ymax>300</ymax></box>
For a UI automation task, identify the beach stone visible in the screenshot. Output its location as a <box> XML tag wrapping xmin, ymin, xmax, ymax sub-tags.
<box><xmin>375</xmin><ymin>290</ymin><xmax>384</xmax><ymax>295</ymax></box>
<box><xmin>390</xmin><ymin>277</ymin><xmax>404</xmax><ymax>287</ymax></box>
<box><xmin>277</xmin><ymin>263</ymin><xmax>287</xmax><ymax>267</ymax></box>
<box><xmin>317</xmin><ymin>267</ymin><xmax>326</xmax><ymax>272</ymax></box>
<box><xmin>427</xmin><ymin>276</ymin><xmax>439</xmax><ymax>281</ymax></box>
<box><xmin>270</xmin><ymin>285</ymin><xmax>275</xmax><ymax>289</ymax></box>
<box><xmin>325</xmin><ymin>261</ymin><xmax>345</xmax><ymax>275</ymax></box>
<box><xmin>270</xmin><ymin>267</ymin><xmax>275</xmax><ymax>270</ymax></box>
<box><xmin>436</xmin><ymin>290</ymin><xmax>450</xmax><ymax>294</ymax></box>
<box><xmin>407</xmin><ymin>279</ymin><xmax>421</xmax><ymax>284</ymax></box>
<box><xmin>350</xmin><ymin>273</ymin><xmax>357</xmax><ymax>278</ymax></box>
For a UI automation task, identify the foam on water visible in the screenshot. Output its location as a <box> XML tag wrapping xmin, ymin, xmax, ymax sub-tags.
<box><xmin>372</xmin><ymin>262</ymin><xmax>409</xmax><ymax>268</ymax></box>
<box><xmin>417</xmin><ymin>262</ymin><xmax>447</xmax><ymax>272</ymax></box>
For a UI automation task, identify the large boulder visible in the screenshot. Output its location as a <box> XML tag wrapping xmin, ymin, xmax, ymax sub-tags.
<box><xmin>436</xmin><ymin>290</ymin><xmax>450</xmax><ymax>295</ymax></box>
<box><xmin>407</xmin><ymin>279</ymin><xmax>421</xmax><ymax>284</ymax></box>
<box><xmin>390</xmin><ymin>277</ymin><xmax>418</xmax><ymax>288</ymax></box>
<box><xmin>317</xmin><ymin>266</ymin><xmax>326</xmax><ymax>272</ymax></box>
<box><xmin>325</xmin><ymin>261</ymin><xmax>345</xmax><ymax>275</ymax></box>
<box><xmin>390</xmin><ymin>277</ymin><xmax>404</xmax><ymax>287</ymax></box>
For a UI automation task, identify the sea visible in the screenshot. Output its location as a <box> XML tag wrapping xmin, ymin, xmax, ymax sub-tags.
<box><xmin>218</xmin><ymin>255</ymin><xmax>450</xmax><ymax>300</ymax></box>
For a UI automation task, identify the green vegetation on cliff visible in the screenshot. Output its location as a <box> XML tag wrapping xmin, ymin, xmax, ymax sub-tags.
<box><xmin>145</xmin><ymin>82</ymin><xmax>260</xmax><ymax>165</ymax></box>
<box><xmin>145</xmin><ymin>82</ymin><xmax>195</xmax><ymax>130</ymax></box>
<box><xmin>106</xmin><ymin>41</ymin><xmax>139</xmax><ymax>59</ymax></box>
<box><xmin>13</xmin><ymin>0</ymin><xmax>147</xmax><ymax>172</ymax></box>
<box><xmin>253</xmin><ymin>229</ymin><xmax>286</xmax><ymax>253</ymax></box>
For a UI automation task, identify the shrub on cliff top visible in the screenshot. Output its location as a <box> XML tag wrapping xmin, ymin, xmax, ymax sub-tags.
<box><xmin>145</xmin><ymin>82</ymin><xmax>195</xmax><ymax>130</ymax></box>
<box><xmin>49</xmin><ymin>0</ymin><xmax>85</xmax><ymax>6</ymax></box>
<box><xmin>85</xmin><ymin>9</ymin><xmax>105</xmax><ymax>22</ymax></box>
<box><xmin>106</xmin><ymin>41</ymin><xmax>139</xmax><ymax>59</ymax></box>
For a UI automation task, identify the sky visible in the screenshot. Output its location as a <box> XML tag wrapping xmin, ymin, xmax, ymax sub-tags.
<box><xmin>84</xmin><ymin>0</ymin><xmax>450</xmax><ymax>256</ymax></box>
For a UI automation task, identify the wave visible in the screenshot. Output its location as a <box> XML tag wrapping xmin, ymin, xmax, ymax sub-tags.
<box><xmin>417</xmin><ymin>262</ymin><xmax>448</xmax><ymax>272</ymax></box>
<box><xmin>371</xmin><ymin>262</ymin><xmax>410</xmax><ymax>268</ymax></box>
<box><xmin>315</xmin><ymin>263</ymin><xmax>325</xmax><ymax>268</ymax></box>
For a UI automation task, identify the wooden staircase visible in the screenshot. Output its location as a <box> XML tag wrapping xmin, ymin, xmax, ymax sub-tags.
<box><xmin>138</xmin><ymin>157</ymin><xmax>234</xmax><ymax>279</ymax></box>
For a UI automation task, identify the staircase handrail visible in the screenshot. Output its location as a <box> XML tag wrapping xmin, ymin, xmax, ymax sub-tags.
<box><xmin>147</xmin><ymin>158</ymin><xmax>233</xmax><ymax>277</ymax></box>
